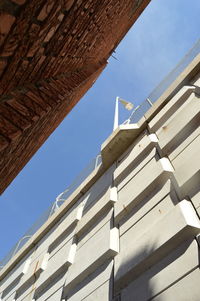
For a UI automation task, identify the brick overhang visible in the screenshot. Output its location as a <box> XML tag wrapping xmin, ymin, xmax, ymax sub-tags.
<box><xmin>0</xmin><ymin>0</ymin><xmax>150</xmax><ymax>194</ymax></box>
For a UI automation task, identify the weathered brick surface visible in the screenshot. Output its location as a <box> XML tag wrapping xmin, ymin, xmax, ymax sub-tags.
<box><xmin>0</xmin><ymin>0</ymin><xmax>150</xmax><ymax>193</ymax></box>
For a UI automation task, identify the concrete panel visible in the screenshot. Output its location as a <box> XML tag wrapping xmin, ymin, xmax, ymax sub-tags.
<box><xmin>191</xmin><ymin>73</ymin><xmax>200</xmax><ymax>87</ymax></box>
<box><xmin>115</xmin><ymin>157</ymin><xmax>174</xmax><ymax>223</ymax></box>
<box><xmin>18</xmin><ymin>252</ymin><xmax>49</xmax><ymax>290</ymax></box>
<box><xmin>116</xmin><ymin>148</ymin><xmax>157</xmax><ymax>191</ymax></box>
<box><xmin>156</xmin><ymin>92</ymin><xmax>200</xmax><ymax>156</ymax></box>
<box><xmin>119</xmin><ymin>180</ymin><xmax>175</xmax><ymax>235</ymax></box>
<box><xmin>49</xmin><ymin>227</ymin><xmax>76</xmax><ymax>258</ymax></box>
<box><xmin>27</xmin><ymin>201</ymin><xmax>81</xmax><ymax>264</ymax></box>
<box><xmin>101</xmin><ymin>124</ymin><xmax>141</xmax><ymax>168</ymax></box>
<box><xmin>53</xmin><ymin>201</ymin><xmax>84</xmax><ymax>236</ymax></box>
<box><xmin>82</xmin><ymin>280</ymin><xmax>111</xmax><ymax>301</ymax></box>
<box><xmin>148</xmin><ymin>85</ymin><xmax>195</xmax><ymax>132</ymax></box>
<box><xmin>82</xmin><ymin>165</ymin><xmax>115</xmax><ymax>211</ymax></box>
<box><xmin>197</xmin><ymin>206</ymin><xmax>200</xmax><ymax>217</ymax></box>
<box><xmin>77</xmin><ymin>208</ymin><xmax>113</xmax><ymax>250</ymax></box>
<box><xmin>29</xmin><ymin>220</ymin><xmax>61</xmax><ymax>263</ymax></box>
<box><xmin>172</xmin><ymin>133</ymin><xmax>200</xmax><ymax>197</ymax></box>
<box><xmin>114</xmin><ymin>200</ymin><xmax>200</xmax><ymax>292</ymax></box>
<box><xmin>169</xmin><ymin>121</ymin><xmax>200</xmax><ymax>161</ymax></box>
<box><xmin>35</xmin><ymin>272</ymin><xmax>66</xmax><ymax>301</ymax></box>
<box><xmin>44</xmin><ymin>287</ymin><xmax>63</xmax><ymax>301</ymax></box>
<box><xmin>190</xmin><ymin>190</ymin><xmax>200</xmax><ymax>209</ymax></box>
<box><xmin>115</xmin><ymin>131</ymin><xmax>146</xmax><ymax>163</ymax></box>
<box><xmin>64</xmin><ymin>222</ymin><xmax>119</xmax><ymax>294</ymax></box>
<box><xmin>152</xmin><ymin>268</ymin><xmax>200</xmax><ymax>301</ymax></box>
<box><xmin>120</xmin><ymin>239</ymin><xmax>199</xmax><ymax>301</ymax></box>
<box><xmin>67</xmin><ymin>260</ymin><xmax>113</xmax><ymax>301</ymax></box>
<box><xmin>114</xmin><ymin>133</ymin><xmax>158</xmax><ymax>185</ymax></box>
<box><xmin>17</xmin><ymin>288</ymin><xmax>35</xmax><ymax>301</ymax></box>
<box><xmin>1</xmin><ymin>276</ymin><xmax>20</xmax><ymax>300</ymax></box>
<box><xmin>121</xmin><ymin>193</ymin><xmax>175</xmax><ymax>240</ymax></box>
<box><xmin>32</xmin><ymin>202</ymin><xmax>83</xmax><ymax>262</ymax></box>
<box><xmin>3</xmin><ymin>291</ymin><xmax>16</xmax><ymax>301</ymax></box>
<box><xmin>0</xmin><ymin>255</ymin><xmax>32</xmax><ymax>299</ymax></box>
<box><xmin>76</xmin><ymin>188</ymin><xmax>116</xmax><ymax>238</ymax></box>
<box><xmin>36</xmin><ymin>238</ymin><xmax>76</xmax><ymax>291</ymax></box>
<box><xmin>119</xmin><ymin>188</ymin><xmax>178</xmax><ymax>237</ymax></box>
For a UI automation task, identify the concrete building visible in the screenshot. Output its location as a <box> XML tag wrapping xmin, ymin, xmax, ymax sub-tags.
<box><xmin>0</xmin><ymin>46</ymin><xmax>200</xmax><ymax>300</ymax></box>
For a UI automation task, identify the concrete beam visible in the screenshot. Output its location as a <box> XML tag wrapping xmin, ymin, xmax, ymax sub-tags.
<box><xmin>119</xmin><ymin>185</ymin><xmax>178</xmax><ymax>236</ymax></box>
<box><xmin>172</xmin><ymin>133</ymin><xmax>200</xmax><ymax>198</ymax></box>
<box><xmin>76</xmin><ymin>188</ymin><xmax>115</xmax><ymax>239</ymax></box>
<box><xmin>114</xmin><ymin>133</ymin><xmax>158</xmax><ymax>185</ymax></box>
<box><xmin>67</xmin><ymin>260</ymin><xmax>113</xmax><ymax>301</ymax></box>
<box><xmin>64</xmin><ymin>222</ymin><xmax>119</xmax><ymax>295</ymax></box>
<box><xmin>148</xmin><ymin>85</ymin><xmax>195</xmax><ymax>133</ymax></box>
<box><xmin>115</xmin><ymin>157</ymin><xmax>174</xmax><ymax>223</ymax></box>
<box><xmin>77</xmin><ymin>208</ymin><xmax>113</xmax><ymax>250</ymax></box>
<box><xmin>152</xmin><ymin>268</ymin><xmax>200</xmax><ymax>301</ymax></box>
<box><xmin>36</xmin><ymin>238</ymin><xmax>76</xmax><ymax>292</ymax></box>
<box><xmin>101</xmin><ymin>124</ymin><xmax>144</xmax><ymax>168</ymax></box>
<box><xmin>120</xmin><ymin>239</ymin><xmax>199</xmax><ymax>300</ymax></box>
<box><xmin>114</xmin><ymin>200</ymin><xmax>200</xmax><ymax>292</ymax></box>
<box><xmin>155</xmin><ymin>92</ymin><xmax>200</xmax><ymax>156</ymax></box>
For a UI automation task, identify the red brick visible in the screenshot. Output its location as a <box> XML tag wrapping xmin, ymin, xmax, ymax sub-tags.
<box><xmin>0</xmin><ymin>114</ymin><xmax>22</xmax><ymax>141</ymax></box>
<box><xmin>37</xmin><ymin>1</ymin><xmax>56</xmax><ymax>21</ymax></box>
<box><xmin>0</xmin><ymin>13</ymin><xmax>16</xmax><ymax>47</ymax></box>
<box><xmin>0</xmin><ymin>103</ymin><xmax>32</xmax><ymax>130</ymax></box>
<box><xmin>26</xmin><ymin>90</ymin><xmax>51</xmax><ymax>112</ymax></box>
<box><xmin>0</xmin><ymin>134</ymin><xmax>9</xmax><ymax>151</ymax></box>
<box><xmin>0</xmin><ymin>59</ymin><xmax>7</xmax><ymax>77</ymax></box>
<box><xmin>12</xmin><ymin>0</ymin><xmax>27</xmax><ymax>4</ymax></box>
<box><xmin>7</xmin><ymin>97</ymin><xmax>40</xmax><ymax>122</ymax></box>
<box><xmin>63</xmin><ymin>0</ymin><xmax>75</xmax><ymax>11</ymax></box>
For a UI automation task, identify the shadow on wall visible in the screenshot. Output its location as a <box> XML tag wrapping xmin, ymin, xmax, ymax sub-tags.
<box><xmin>114</xmin><ymin>238</ymin><xmax>196</xmax><ymax>301</ymax></box>
<box><xmin>114</xmin><ymin>244</ymin><xmax>156</xmax><ymax>301</ymax></box>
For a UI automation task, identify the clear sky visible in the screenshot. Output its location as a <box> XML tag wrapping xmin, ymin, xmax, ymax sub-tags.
<box><xmin>0</xmin><ymin>0</ymin><xmax>200</xmax><ymax>261</ymax></box>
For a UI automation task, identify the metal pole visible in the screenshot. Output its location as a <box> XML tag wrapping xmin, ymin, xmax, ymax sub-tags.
<box><xmin>113</xmin><ymin>96</ymin><xmax>119</xmax><ymax>131</ymax></box>
<box><xmin>146</xmin><ymin>98</ymin><xmax>153</xmax><ymax>106</ymax></box>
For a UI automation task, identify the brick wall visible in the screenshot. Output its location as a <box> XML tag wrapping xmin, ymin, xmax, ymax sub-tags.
<box><xmin>0</xmin><ymin>0</ymin><xmax>150</xmax><ymax>193</ymax></box>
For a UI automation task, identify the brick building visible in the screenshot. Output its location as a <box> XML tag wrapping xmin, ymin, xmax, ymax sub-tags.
<box><xmin>0</xmin><ymin>0</ymin><xmax>150</xmax><ymax>194</ymax></box>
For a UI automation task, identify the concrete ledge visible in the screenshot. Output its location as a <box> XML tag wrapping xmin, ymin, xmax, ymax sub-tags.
<box><xmin>172</xmin><ymin>133</ymin><xmax>200</xmax><ymax>198</ymax></box>
<box><xmin>115</xmin><ymin>157</ymin><xmax>174</xmax><ymax>223</ymax></box>
<box><xmin>120</xmin><ymin>239</ymin><xmax>199</xmax><ymax>301</ymax></box>
<box><xmin>114</xmin><ymin>133</ymin><xmax>158</xmax><ymax>185</ymax></box>
<box><xmin>156</xmin><ymin>92</ymin><xmax>200</xmax><ymax>156</ymax></box>
<box><xmin>36</xmin><ymin>238</ymin><xmax>76</xmax><ymax>293</ymax></box>
<box><xmin>119</xmin><ymin>182</ymin><xmax>178</xmax><ymax>236</ymax></box>
<box><xmin>16</xmin><ymin>252</ymin><xmax>49</xmax><ymax>292</ymax></box>
<box><xmin>114</xmin><ymin>200</ymin><xmax>200</xmax><ymax>292</ymax></box>
<box><xmin>152</xmin><ymin>268</ymin><xmax>200</xmax><ymax>301</ymax></box>
<box><xmin>77</xmin><ymin>208</ymin><xmax>114</xmax><ymax>250</ymax></box>
<box><xmin>64</xmin><ymin>222</ymin><xmax>119</xmax><ymax>295</ymax></box>
<box><xmin>67</xmin><ymin>260</ymin><xmax>113</xmax><ymax>301</ymax></box>
<box><xmin>101</xmin><ymin>124</ymin><xmax>144</xmax><ymax>168</ymax></box>
<box><xmin>76</xmin><ymin>188</ymin><xmax>114</xmax><ymax>238</ymax></box>
<box><xmin>148</xmin><ymin>85</ymin><xmax>196</xmax><ymax>133</ymax></box>
<box><xmin>35</xmin><ymin>272</ymin><xmax>66</xmax><ymax>301</ymax></box>
<box><xmin>0</xmin><ymin>255</ymin><xmax>32</xmax><ymax>296</ymax></box>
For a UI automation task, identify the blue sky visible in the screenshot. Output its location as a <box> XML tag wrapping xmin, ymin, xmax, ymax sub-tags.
<box><xmin>0</xmin><ymin>0</ymin><xmax>200</xmax><ymax>261</ymax></box>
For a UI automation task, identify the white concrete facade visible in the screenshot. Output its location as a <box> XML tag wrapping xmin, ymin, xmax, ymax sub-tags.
<box><xmin>0</xmin><ymin>56</ymin><xmax>200</xmax><ymax>300</ymax></box>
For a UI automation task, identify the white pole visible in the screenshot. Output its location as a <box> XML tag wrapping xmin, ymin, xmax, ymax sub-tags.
<box><xmin>113</xmin><ymin>96</ymin><xmax>119</xmax><ymax>131</ymax></box>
